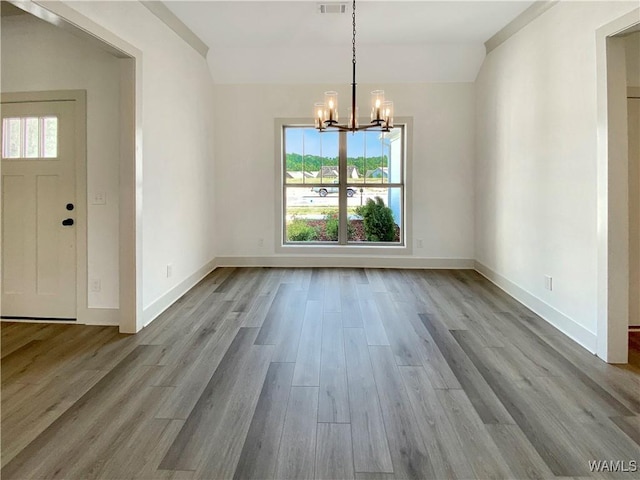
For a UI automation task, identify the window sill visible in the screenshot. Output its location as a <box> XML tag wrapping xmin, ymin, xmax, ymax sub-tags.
<box><xmin>276</xmin><ymin>243</ymin><xmax>412</xmax><ymax>256</ymax></box>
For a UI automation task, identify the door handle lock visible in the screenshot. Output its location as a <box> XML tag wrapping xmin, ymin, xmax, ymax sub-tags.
<box><xmin>62</xmin><ymin>218</ymin><xmax>74</xmax><ymax>226</ymax></box>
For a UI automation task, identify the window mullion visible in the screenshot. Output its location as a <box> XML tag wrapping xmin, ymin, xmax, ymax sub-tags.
<box><xmin>20</xmin><ymin>117</ymin><xmax>26</xmax><ymax>158</ymax></box>
<box><xmin>39</xmin><ymin>117</ymin><xmax>44</xmax><ymax>158</ymax></box>
<box><xmin>338</xmin><ymin>131</ymin><xmax>348</xmax><ymax>245</ymax></box>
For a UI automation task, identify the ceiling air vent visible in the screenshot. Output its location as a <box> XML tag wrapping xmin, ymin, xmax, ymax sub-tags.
<box><xmin>317</xmin><ymin>3</ymin><xmax>347</xmax><ymax>14</ymax></box>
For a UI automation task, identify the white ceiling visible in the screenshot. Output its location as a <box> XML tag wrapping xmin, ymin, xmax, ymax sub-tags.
<box><xmin>163</xmin><ymin>1</ymin><xmax>536</xmax><ymax>83</ymax></box>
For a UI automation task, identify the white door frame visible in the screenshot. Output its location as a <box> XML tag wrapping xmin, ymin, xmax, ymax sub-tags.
<box><xmin>596</xmin><ymin>8</ymin><xmax>640</xmax><ymax>363</ymax></box>
<box><xmin>1</xmin><ymin>90</ymin><xmax>86</xmax><ymax>322</ymax></box>
<box><xmin>6</xmin><ymin>0</ymin><xmax>144</xmax><ymax>333</ymax></box>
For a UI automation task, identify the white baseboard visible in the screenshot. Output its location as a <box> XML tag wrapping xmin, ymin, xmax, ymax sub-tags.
<box><xmin>215</xmin><ymin>256</ymin><xmax>475</xmax><ymax>269</ymax></box>
<box><xmin>1</xmin><ymin>308</ymin><xmax>119</xmax><ymax>327</ymax></box>
<box><xmin>142</xmin><ymin>258</ymin><xmax>217</xmax><ymax>327</ymax></box>
<box><xmin>83</xmin><ymin>308</ymin><xmax>119</xmax><ymax>326</ymax></box>
<box><xmin>1</xmin><ymin>318</ymin><xmax>78</xmax><ymax>325</ymax></box>
<box><xmin>474</xmin><ymin>261</ymin><xmax>598</xmax><ymax>353</ymax></box>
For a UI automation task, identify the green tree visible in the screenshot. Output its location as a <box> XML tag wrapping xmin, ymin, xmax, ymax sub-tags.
<box><xmin>285</xmin><ymin>153</ymin><xmax>387</xmax><ymax>175</ymax></box>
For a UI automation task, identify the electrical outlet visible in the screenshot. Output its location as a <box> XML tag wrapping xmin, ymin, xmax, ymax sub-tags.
<box><xmin>92</xmin><ymin>192</ymin><xmax>107</xmax><ymax>205</ymax></box>
<box><xmin>417</xmin><ymin>239</ymin><xmax>424</xmax><ymax>248</ymax></box>
<box><xmin>90</xmin><ymin>278</ymin><xmax>101</xmax><ymax>292</ymax></box>
<box><xmin>544</xmin><ymin>275</ymin><xmax>553</xmax><ymax>291</ymax></box>
<box><xmin>166</xmin><ymin>264</ymin><xmax>173</xmax><ymax>278</ymax></box>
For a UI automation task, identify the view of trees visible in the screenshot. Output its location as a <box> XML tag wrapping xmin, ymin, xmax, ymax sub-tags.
<box><xmin>286</xmin><ymin>153</ymin><xmax>388</xmax><ymax>174</ymax></box>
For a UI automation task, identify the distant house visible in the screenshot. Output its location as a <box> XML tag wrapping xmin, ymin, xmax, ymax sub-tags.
<box><xmin>319</xmin><ymin>166</ymin><xmax>339</xmax><ymax>178</ymax></box>
<box><xmin>318</xmin><ymin>166</ymin><xmax>359</xmax><ymax>179</ymax></box>
<box><xmin>366</xmin><ymin>167</ymin><xmax>388</xmax><ymax>179</ymax></box>
<box><xmin>286</xmin><ymin>171</ymin><xmax>316</xmax><ymax>180</ymax></box>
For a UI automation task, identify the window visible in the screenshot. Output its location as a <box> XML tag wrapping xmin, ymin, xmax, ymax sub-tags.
<box><xmin>281</xmin><ymin>124</ymin><xmax>406</xmax><ymax>246</ymax></box>
<box><xmin>2</xmin><ymin>116</ymin><xmax>58</xmax><ymax>159</ymax></box>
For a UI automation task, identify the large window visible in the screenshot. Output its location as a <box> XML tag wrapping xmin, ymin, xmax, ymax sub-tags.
<box><xmin>281</xmin><ymin>125</ymin><xmax>405</xmax><ymax>246</ymax></box>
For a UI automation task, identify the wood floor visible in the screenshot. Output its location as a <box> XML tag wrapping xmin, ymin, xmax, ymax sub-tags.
<box><xmin>2</xmin><ymin>268</ymin><xmax>639</xmax><ymax>479</ymax></box>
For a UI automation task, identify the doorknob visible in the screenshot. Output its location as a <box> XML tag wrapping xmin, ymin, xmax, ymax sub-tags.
<box><xmin>62</xmin><ymin>218</ymin><xmax>74</xmax><ymax>226</ymax></box>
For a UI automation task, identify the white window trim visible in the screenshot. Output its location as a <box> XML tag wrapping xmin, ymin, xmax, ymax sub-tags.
<box><xmin>274</xmin><ymin>117</ymin><xmax>413</xmax><ymax>256</ymax></box>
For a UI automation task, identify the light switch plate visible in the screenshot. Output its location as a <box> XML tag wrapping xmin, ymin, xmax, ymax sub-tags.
<box><xmin>92</xmin><ymin>192</ymin><xmax>106</xmax><ymax>205</ymax></box>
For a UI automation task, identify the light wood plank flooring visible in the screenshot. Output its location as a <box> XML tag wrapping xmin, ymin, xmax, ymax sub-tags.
<box><xmin>2</xmin><ymin>268</ymin><xmax>639</xmax><ymax>479</ymax></box>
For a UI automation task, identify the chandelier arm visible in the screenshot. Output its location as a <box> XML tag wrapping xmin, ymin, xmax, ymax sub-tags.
<box><xmin>321</xmin><ymin>123</ymin><xmax>390</xmax><ymax>133</ymax></box>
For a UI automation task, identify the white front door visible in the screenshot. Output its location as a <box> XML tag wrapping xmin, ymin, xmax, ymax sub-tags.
<box><xmin>1</xmin><ymin>100</ymin><xmax>77</xmax><ymax>320</ymax></box>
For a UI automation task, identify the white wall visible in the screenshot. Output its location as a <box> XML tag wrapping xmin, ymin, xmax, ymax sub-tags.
<box><xmin>475</xmin><ymin>1</ymin><xmax>638</xmax><ymax>350</ymax></box>
<box><xmin>214</xmin><ymin>83</ymin><xmax>475</xmax><ymax>262</ymax></box>
<box><xmin>626</xmin><ymin>32</ymin><xmax>640</xmax><ymax>88</ymax></box>
<box><xmin>47</xmin><ymin>1</ymin><xmax>217</xmax><ymax>321</ymax></box>
<box><xmin>208</xmin><ymin>45</ymin><xmax>485</xmax><ymax>84</ymax></box>
<box><xmin>1</xmin><ymin>14</ymin><xmax>120</xmax><ymax>310</ymax></box>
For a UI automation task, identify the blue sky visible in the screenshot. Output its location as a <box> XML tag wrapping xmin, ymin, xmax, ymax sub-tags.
<box><xmin>285</xmin><ymin>127</ymin><xmax>386</xmax><ymax>158</ymax></box>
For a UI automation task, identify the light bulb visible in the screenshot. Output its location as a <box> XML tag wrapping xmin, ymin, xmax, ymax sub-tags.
<box><xmin>324</xmin><ymin>91</ymin><xmax>338</xmax><ymax>123</ymax></box>
<box><xmin>371</xmin><ymin>90</ymin><xmax>385</xmax><ymax>123</ymax></box>
<box><xmin>314</xmin><ymin>102</ymin><xmax>326</xmax><ymax>129</ymax></box>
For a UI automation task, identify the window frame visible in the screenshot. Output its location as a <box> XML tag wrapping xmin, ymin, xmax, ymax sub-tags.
<box><xmin>275</xmin><ymin>117</ymin><xmax>413</xmax><ymax>255</ymax></box>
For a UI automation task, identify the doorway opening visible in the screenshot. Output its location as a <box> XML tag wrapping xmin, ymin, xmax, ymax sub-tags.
<box><xmin>596</xmin><ymin>9</ymin><xmax>640</xmax><ymax>363</ymax></box>
<box><xmin>0</xmin><ymin>1</ymin><xmax>141</xmax><ymax>333</ymax></box>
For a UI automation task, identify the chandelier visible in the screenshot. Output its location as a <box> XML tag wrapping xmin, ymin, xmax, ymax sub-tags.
<box><xmin>313</xmin><ymin>0</ymin><xmax>394</xmax><ymax>133</ymax></box>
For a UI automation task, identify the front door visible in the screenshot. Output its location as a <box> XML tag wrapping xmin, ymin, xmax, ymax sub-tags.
<box><xmin>1</xmin><ymin>100</ymin><xmax>77</xmax><ymax>320</ymax></box>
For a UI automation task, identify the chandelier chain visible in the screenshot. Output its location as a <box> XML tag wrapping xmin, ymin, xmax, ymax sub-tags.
<box><xmin>352</xmin><ymin>0</ymin><xmax>356</xmax><ymax>65</ymax></box>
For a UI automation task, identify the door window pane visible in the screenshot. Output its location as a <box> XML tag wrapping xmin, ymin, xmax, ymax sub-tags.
<box><xmin>24</xmin><ymin>117</ymin><xmax>39</xmax><ymax>158</ymax></box>
<box><xmin>42</xmin><ymin>117</ymin><xmax>58</xmax><ymax>158</ymax></box>
<box><xmin>2</xmin><ymin>118</ymin><xmax>21</xmax><ymax>158</ymax></box>
<box><xmin>1</xmin><ymin>116</ymin><xmax>58</xmax><ymax>159</ymax></box>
